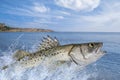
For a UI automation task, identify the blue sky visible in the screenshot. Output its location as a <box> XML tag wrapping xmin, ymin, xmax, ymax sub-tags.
<box><xmin>0</xmin><ymin>0</ymin><xmax>120</xmax><ymax>32</ymax></box>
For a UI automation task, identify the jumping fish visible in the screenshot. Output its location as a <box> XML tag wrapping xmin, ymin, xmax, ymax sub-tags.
<box><xmin>2</xmin><ymin>35</ymin><xmax>106</xmax><ymax>70</ymax></box>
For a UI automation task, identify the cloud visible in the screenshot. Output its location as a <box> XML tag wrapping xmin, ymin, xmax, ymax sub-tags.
<box><xmin>1</xmin><ymin>2</ymin><xmax>50</xmax><ymax>18</ymax></box>
<box><xmin>32</xmin><ymin>3</ymin><xmax>50</xmax><ymax>13</ymax></box>
<box><xmin>52</xmin><ymin>0</ymin><xmax>120</xmax><ymax>32</ymax></box>
<box><xmin>55</xmin><ymin>0</ymin><xmax>100</xmax><ymax>11</ymax></box>
<box><xmin>55</xmin><ymin>16</ymin><xmax>64</xmax><ymax>19</ymax></box>
<box><xmin>59</xmin><ymin>11</ymin><xmax>71</xmax><ymax>15</ymax></box>
<box><xmin>80</xmin><ymin>1</ymin><xmax>120</xmax><ymax>26</ymax></box>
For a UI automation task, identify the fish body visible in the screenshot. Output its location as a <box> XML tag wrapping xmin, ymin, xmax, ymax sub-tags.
<box><xmin>12</xmin><ymin>45</ymin><xmax>73</xmax><ymax>69</ymax></box>
<box><xmin>2</xmin><ymin>36</ymin><xmax>106</xmax><ymax>70</ymax></box>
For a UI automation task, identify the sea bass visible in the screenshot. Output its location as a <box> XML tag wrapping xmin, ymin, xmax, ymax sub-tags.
<box><xmin>2</xmin><ymin>36</ymin><xmax>106</xmax><ymax>70</ymax></box>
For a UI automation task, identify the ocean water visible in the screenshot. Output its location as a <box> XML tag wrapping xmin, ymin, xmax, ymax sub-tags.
<box><xmin>0</xmin><ymin>32</ymin><xmax>120</xmax><ymax>80</ymax></box>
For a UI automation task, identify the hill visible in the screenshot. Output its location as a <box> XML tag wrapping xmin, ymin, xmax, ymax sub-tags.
<box><xmin>0</xmin><ymin>23</ymin><xmax>53</xmax><ymax>32</ymax></box>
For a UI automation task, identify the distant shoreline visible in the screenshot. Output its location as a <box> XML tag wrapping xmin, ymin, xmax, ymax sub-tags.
<box><xmin>0</xmin><ymin>28</ymin><xmax>53</xmax><ymax>32</ymax></box>
<box><xmin>0</xmin><ymin>23</ymin><xmax>53</xmax><ymax>32</ymax></box>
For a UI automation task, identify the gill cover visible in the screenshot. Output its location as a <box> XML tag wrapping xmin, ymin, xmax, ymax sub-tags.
<box><xmin>68</xmin><ymin>45</ymin><xmax>85</xmax><ymax>65</ymax></box>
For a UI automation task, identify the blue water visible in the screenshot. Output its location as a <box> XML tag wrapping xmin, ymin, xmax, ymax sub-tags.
<box><xmin>0</xmin><ymin>32</ymin><xmax>120</xmax><ymax>80</ymax></box>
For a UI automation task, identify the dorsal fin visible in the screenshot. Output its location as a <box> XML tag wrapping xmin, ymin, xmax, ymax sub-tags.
<box><xmin>38</xmin><ymin>35</ymin><xmax>60</xmax><ymax>51</ymax></box>
<box><xmin>13</xmin><ymin>50</ymin><xmax>29</xmax><ymax>61</ymax></box>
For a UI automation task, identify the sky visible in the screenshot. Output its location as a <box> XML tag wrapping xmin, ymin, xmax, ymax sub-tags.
<box><xmin>0</xmin><ymin>0</ymin><xmax>120</xmax><ymax>32</ymax></box>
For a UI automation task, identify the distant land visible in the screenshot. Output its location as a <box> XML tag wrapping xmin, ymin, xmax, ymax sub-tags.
<box><xmin>0</xmin><ymin>23</ymin><xmax>53</xmax><ymax>32</ymax></box>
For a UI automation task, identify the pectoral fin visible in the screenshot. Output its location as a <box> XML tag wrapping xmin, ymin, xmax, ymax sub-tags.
<box><xmin>13</xmin><ymin>50</ymin><xmax>30</xmax><ymax>61</ymax></box>
<box><xmin>55</xmin><ymin>60</ymin><xmax>72</xmax><ymax>67</ymax></box>
<box><xmin>47</xmin><ymin>60</ymin><xmax>71</xmax><ymax>71</ymax></box>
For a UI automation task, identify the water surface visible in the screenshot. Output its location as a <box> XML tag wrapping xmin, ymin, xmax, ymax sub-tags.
<box><xmin>0</xmin><ymin>32</ymin><xmax>120</xmax><ymax>80</ymax></box>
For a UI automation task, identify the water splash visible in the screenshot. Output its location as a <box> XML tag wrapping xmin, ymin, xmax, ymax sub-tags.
<box><xmin>8</xmin><ymin>33</ymin><xmax>24</xmax><ymax>53</ymax></box>
<box><xmin>0</xmin><ymin>59</ymin><xmax>96</xmax><ymax>80</ymax></box>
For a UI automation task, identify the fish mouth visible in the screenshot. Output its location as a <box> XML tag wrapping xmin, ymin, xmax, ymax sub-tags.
<box><xmin>95</xmin><ymin>45</ymin><xmax>106</xmax><ymax>54</ymax></box>
<box><xmin>95</xmin><ymin>43</ymin><xmax>103</xmax><ymax>53</ymax></box>
<box><xmin>96</xmin><ymin>46</ymin><xmax>103</xmax><ymax>53</ymax></box>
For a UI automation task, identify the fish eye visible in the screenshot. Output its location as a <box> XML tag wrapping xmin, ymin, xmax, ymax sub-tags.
<box><xmin>88</xmin><ymin>43</ymin><xmax>95</xmax><ymax>48</ymax></box>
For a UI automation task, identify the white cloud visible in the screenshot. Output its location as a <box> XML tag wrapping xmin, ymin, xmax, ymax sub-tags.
<box><xmin>59</xmin><ymin>11</ymin><xmax>71</xmax><ymax>15</ymax></box>
<box><xmin>55</xmin><ymin>16</ymin><xmax>64</xmax><ymax>19</ymax></box>
<box><xmin>55</xmin><ymin>0</ymin><xmax>100</xmax><ymax>11</ymax></box>
<box><xmin>80</xmin><ymin>2</ymin><xmax>120</xmax><ymax>26</ymax></box>
<box><xmin>2</xmin><ymin>2</ymin><xmax>52</xmax><ymax>19</ymax></box>
<box><xmin>32</xmin><ymin>3</ymin><xmax>50</xmax><ymax>13</ymax></box>
<box><xmin>53</xmin><ymin>1</ymin><xmax>120</xmax><ymax>32</ymax></box>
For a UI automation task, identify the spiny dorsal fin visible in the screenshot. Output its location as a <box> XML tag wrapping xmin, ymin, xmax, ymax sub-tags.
<box><xmin>38</xmin><ymin>35</ymin><xmax>60</xmax><ymax>51</ymax></box>
<box><xmin>13</xmin><ymin>50</ymin><xmax>29</xmax><ymax>61</ymax></box>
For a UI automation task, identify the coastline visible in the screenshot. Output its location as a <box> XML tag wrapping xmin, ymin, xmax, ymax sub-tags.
<box><xmin>0</xmin><ymin>28</ymin><xmax>53</xmax><ymax>32</ymax></box>
<box><xmin>0</xmin><ymin>23</ymin><xmax>53</xmax><ymax>32</ymax></box>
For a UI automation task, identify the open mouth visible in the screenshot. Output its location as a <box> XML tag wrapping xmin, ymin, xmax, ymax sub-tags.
<box><xmin>95</xmin><ymin>43</ymin><xmax>103</xmax><ymax>53</ymax></box>
<box><xmin>95</xmin><ymin>47</ymin><xmax>106</xmax><ymax>54</ymax></box>
<box><xmin>95</xmin><ymin>47</ymin><xmax>102</xmax><ymax>53</ymax></box>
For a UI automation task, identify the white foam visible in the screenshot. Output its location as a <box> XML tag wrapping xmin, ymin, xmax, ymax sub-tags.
<box><xmin>0</xmin><ymin>53</ymin><xmax>97</xmax><ymax>80</ymax></box>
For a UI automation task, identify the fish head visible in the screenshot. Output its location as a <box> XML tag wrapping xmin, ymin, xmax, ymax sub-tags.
<box><xmin>80</xmin><ymin>42</ymin><xmax>103</xmax><ymax>57</ymax></box>
<box><xmin>69</xmin><ymin>42</ymin><xmax>106</xmax><ymax>66</ymax></box>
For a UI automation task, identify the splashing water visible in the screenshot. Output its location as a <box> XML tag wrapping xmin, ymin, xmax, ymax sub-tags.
<box><xmin>8</xmin><ymin>33</ymin><xmax>24</xmax><ymax>53</ymax></box>
<box><xmin>0</xmin><ymin>59</ymin><xmax>97</xmax><ymax>80</ymax></box>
